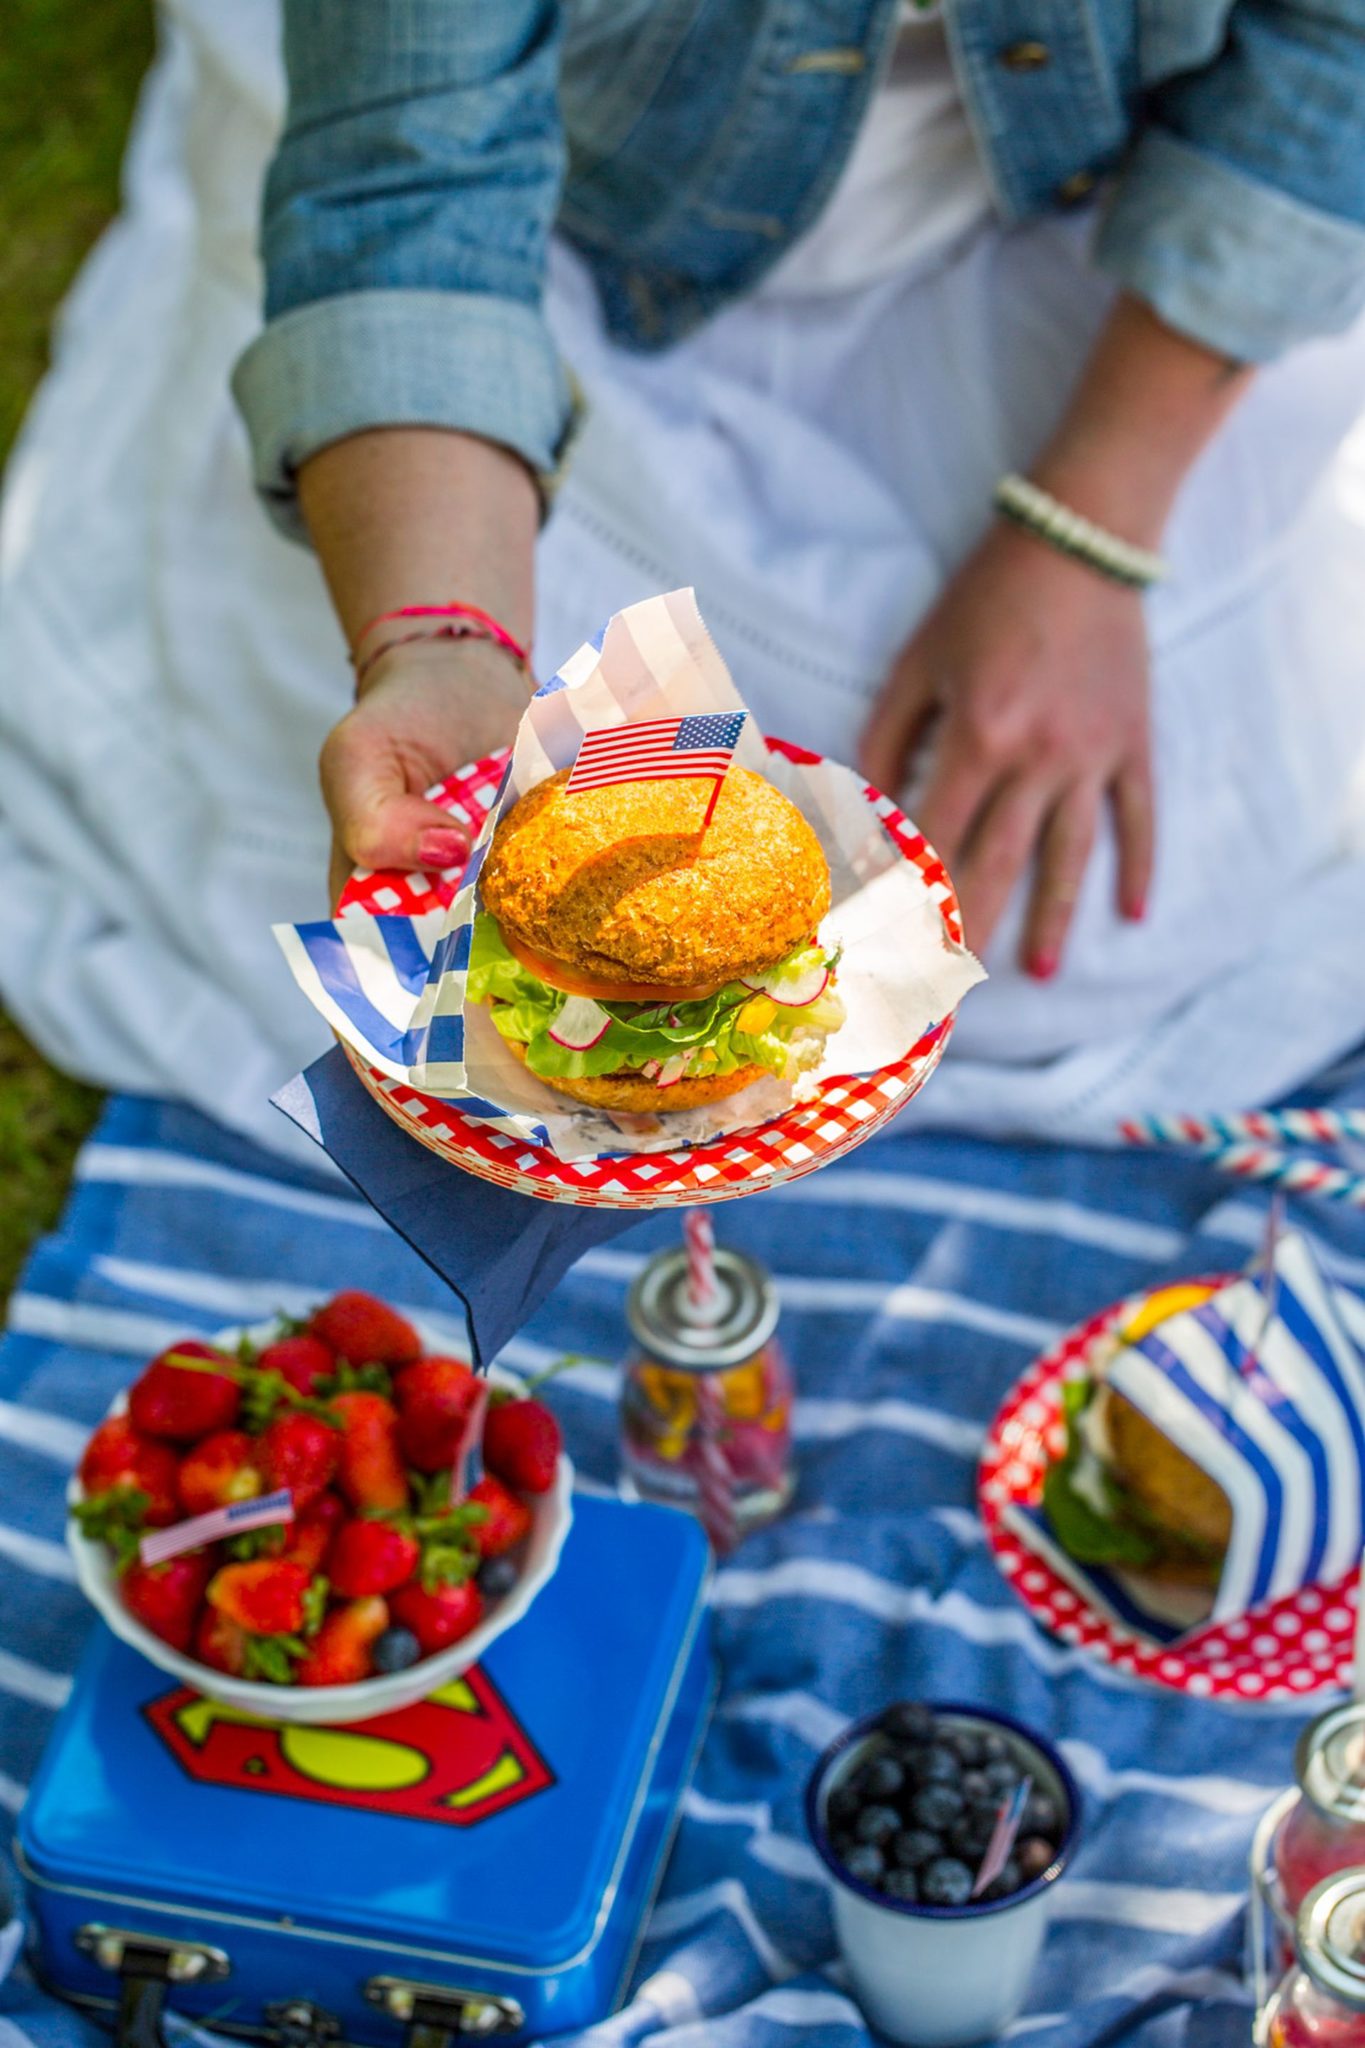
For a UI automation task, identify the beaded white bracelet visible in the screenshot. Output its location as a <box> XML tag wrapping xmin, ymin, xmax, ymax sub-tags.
<box><xmin>993</xmin><ymin>472</ymin><xmax>1169</xmax><ymax>589</ymax></box>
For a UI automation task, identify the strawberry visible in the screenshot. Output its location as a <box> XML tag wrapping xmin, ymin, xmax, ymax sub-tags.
<box><xmin>328</xmin><ymin>1519</ymin><xmax>420</xmax><ymax>1598</ymax></box>
<box><xmin>468</xmin><ymin>1475</ymin><xmax>533</xmax><ymax>1559</ymax></box>
<box><xmin>258</xmin><ymin>1411</ymin><xmax>339</xmax><ymax>1513</ymax></box>
<box><xmin>295</xmin><ymin>1596</ymin><xmax>389</xmax><ymax>1686</ymax></box>
<box><xmin>393</xmin><ymin>1356</ymin><xmax>481</xmax><ymax>1473</ymax></box>
<box><xmin>194</xmin><ymin>1604</ymin><xmax>248</xmax><ymax>1676</ymax></box>
<box><xmin>128</xmin><ymin>1341</ymin><xmax>240</xmax><ymax>1442</ymax></box>
<box><xmin>123</xmin><ymin>1550</ymin><xmax>213</xmax><ymax>1652</ymax></box>
<box><xmin>282</xmin><ymin>1492</ymin><xmax>345</xmax><ymax>1574</ymax></box>
<box><xmin>177</xmin><ymin>1430</ymin><xmax>263</xmax><ymax>1517</ymax></box>
<box><xmin>257</xmin><ymin>1333</ymin><xmax>335</xmax><ymax>1399</ymax></box>
<box><xmin>332</xmin><ymin>1391</ymin><xmax>408</xmax><ymax>1512</ymax></box>
<box><xmin>483</xmin><ymin>1397</ymin><xmax>561</xmax><ymax>1495</ymax></box>
<box><xmin>77</xmin><ymin>1416</ymin><xmax>180</xmax><ymax>1525</ymax></box>
<box><xmin>390</xmin><ymin>1579</ymin><xmax>483</xmax><ymax>1657</ymax></box>
<box><xmin>207</xmin><ymin>1558</ymin><xmax>311</xmax><ymax>1636</ymax></box>
<box><xmin>310</xmin><ymin>1292</ymin><xmax>420</xmax><ymax>1370</ymax></box>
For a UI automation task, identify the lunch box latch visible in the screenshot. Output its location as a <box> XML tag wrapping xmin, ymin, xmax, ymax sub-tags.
<box><xmin>73</xmin><ymin>1925</ymin><xmax>231</xmax><ymax>2048</ymax></box>
<box><xmin>363</xmin><ymin>1974</ymin><xmax>524</xmax><ymax>2041</ymax></box>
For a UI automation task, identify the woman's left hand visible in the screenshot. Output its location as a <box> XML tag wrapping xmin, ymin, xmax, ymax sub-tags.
<box><xmin>858</xmin><ymin>518</ymin><xmax>1154</xmax><ymax>977</ymax></box>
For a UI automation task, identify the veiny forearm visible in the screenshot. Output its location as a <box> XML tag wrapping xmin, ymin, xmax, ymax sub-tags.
<box><xmin>297</xmin><ymin>427</ymin><xmax>539</xmax><ymax>651</ymax></box>
<box><xmin>1030</xmin><ymin>293</ymin><xmax>1256</xmax><ymax>546</ymax></box>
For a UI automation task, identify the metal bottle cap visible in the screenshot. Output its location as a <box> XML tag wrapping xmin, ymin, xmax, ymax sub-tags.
<box><xmin>1298</xmin><ymin>1871</ymin><xmax>1365</xmax><ymax>2009</ymax></box>
<box><xmin>627</xmin><ymin>1246</ymin><xmax>779</xmax><ymax>1370</ymax></box>
<box><xmin>1295</xmin><ymin>1704</ymin><xmax>1365</xmax><ymax>1823</ymax></box>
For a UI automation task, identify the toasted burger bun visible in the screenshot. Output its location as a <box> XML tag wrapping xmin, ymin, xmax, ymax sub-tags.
<box><xmin>506</xmin><ymin>1040</ymin><xmax>766</xmax><ymax>1112</ymax></box>
<box><xmin>1104</xmin><ymin>1389</ymin><xmax>1232</xmax><ymax>1588</ymax></box>
<box><xmin>481</xmin><ymin>766</ymin><xmax>829</xmax><ymax>992</ymax></box>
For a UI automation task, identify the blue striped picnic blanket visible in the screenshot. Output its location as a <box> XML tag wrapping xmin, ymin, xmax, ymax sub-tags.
<box><xmin>7</xmin><ymin>1083</ymin><xmax>1365</xmax><ymax>2046</ymax></box>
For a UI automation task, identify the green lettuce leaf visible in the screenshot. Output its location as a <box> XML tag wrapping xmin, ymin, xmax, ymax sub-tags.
<box><xmin>466</xmin><ymin>915</ymin><xmax>842</xmax><ymax>1085</ymax></box>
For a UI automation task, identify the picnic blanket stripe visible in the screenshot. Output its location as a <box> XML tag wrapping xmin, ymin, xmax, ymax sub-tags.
<box><xmin>6</xmin><ymin>1086</ymin><xmax>1365</xmax><ymax>2048</ymax></box>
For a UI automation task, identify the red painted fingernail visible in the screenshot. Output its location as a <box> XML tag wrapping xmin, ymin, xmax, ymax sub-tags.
<box><xmin>1124</xmin><ymin>895</ymin><xmax>1147</xmax><ymax>922</ymax></box>
<box><xmin>1029</xmin><ymin>951</ymin><xmax>1058</xmax><ymax>981</ymax></box>
<box><xmin>416</xmin><ymin>828</ymin><xmax>467</xmax><ymax>871</ymax></box>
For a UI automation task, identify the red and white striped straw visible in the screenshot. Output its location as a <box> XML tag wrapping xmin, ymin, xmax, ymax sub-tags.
<box><xmin>684</xmin><ymin>1209</ymin><xmax>721</xmax><ymax>1322</ymax></box>
<box><xmin>692</xmin><ymin>1373</ymin><xmax>740</xmax><ymax>1556</ymax></box>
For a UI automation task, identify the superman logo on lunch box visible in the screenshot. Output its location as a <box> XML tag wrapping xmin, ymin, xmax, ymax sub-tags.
<box><xmin>143</xmin><ymin>1669</ymin><xmax>554</xmax><ymax>1825</ymax></box>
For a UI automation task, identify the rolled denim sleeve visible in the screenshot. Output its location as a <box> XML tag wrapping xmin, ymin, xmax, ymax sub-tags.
<box><xmin>232</xmin><ymin>1</ymin><xmax>574</xmax><ymax>540</ymax></box>
<box><xmin>1097</xmin><ymin>1</ymin><xmax>1365</xmax><ymax>362</ymax></box>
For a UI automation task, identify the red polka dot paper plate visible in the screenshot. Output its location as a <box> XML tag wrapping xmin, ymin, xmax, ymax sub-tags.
<box><xmin>337</xmin><ymin>738</ymin><xmax>962</xmax><ymax>1209</ymax></box>
<box><xmin>979</xmin><ymin>1286</ymin><xmax>1359</xmax><ymax>1703</ymax></box>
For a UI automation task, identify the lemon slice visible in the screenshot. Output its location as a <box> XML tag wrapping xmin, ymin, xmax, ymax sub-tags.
<box><xmin>1120</xmin><ymin>1280</ymin><xmax>1219</xmax><ymax>1344</ymax></box>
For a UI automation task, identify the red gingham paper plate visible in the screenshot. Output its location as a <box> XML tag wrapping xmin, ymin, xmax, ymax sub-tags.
<box><xmin>979</xmin><ymin>1284</ymin><xmax>1359</xmax><ymax>1703</ymax></box>
<box><xmin>337</xmin><ymin>738</ymin><xmax>962</xmax><ymax>1209</ymax></box>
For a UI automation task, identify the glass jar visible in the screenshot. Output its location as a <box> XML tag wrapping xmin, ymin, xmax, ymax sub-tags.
<box><xmin>1260</xmin><ymin>1872</ymin><xmax>1365</xmax><ymax>2045</ymax></box>
<box><xmin>1278</xmin><ymin>1708</ymin><xmax>1365</xmax><ymax>1920</ymax></box>
<box><xmin>620</xmin><ymin>1244</ymin><xmax>794</xmax><ymax>1553</ymax></box>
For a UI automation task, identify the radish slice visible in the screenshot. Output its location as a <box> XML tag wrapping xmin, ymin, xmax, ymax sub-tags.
<box><xmin>656</xmin><ymin>1055</ymin><xmax>689</xmax><ymax>1088</ymax></box>
<box><xmin>548</xmin><ymin>996</ymin><xmax>612</xmax><ymax>1050</ymax></box>
<box><xmin>740</xmin><ymin>963</ymin><xmax>830</xmax><ymax>1008</ymax></box>
<box><xmin>642</xmin><ymin>1059</ymin><xmax>662</xmax><ymax>1081</ymax></box>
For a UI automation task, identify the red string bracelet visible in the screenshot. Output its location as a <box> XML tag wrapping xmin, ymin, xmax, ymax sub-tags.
<box><xmin>351</xmin><ymin>602</ymin><xmax>530</xmax><ymax>688</ymax></box>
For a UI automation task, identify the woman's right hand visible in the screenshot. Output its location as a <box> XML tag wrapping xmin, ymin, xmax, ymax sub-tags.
<box><xmin>319</xmin><ymin>636</ymin><xmax>533</xmax><ymax>908</ymax></box>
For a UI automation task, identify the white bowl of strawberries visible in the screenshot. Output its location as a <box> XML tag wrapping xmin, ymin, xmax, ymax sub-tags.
<box><xmin>67</xmin><ymin>1290</ymin><xmax>574</xmax><ymax>1723</ymax></box>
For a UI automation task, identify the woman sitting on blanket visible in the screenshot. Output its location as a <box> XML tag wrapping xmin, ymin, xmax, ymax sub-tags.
<box><xmin>6</xmin><ymin>2</ymin><xmax>1365</xmax><ymax>1143</ymax></box>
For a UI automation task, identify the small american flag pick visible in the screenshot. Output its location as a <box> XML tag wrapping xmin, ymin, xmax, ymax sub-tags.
<box><xmin>972</xmin><ymin>1775</ymin><xmax>1033</xmax><ymax>1898</ymax></box>
<box><xmin>565</xmin><ymin>710</ymin><xmax>746</xmax><ymax>825</ymax></box>
<box><xmin>138</xmin><ymin>1488</ymin><xmax>295</xmax><ymax>1567</ymax></box>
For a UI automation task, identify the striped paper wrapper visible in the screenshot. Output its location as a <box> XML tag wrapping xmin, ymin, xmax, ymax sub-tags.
<box><xmin>1007</xmin><ymin>1228</ymin><xmax>1365</xmax><ymax>1644</ymax></box>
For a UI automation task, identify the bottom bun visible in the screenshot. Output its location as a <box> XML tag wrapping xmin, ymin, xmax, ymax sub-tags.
<box><xmin>508</xmin><ymin>1041</ymin><xmax>766</xmax><ymax>1113</ymax></box>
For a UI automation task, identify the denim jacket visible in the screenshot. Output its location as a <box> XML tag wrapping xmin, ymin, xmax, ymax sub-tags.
<box><xmin>234</xmin><ymin>0</ymin><xmax>1365</xmax><ymax>535</ymax></box>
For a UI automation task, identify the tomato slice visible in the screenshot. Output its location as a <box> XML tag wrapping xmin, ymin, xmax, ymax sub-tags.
<box><xmin>501</xmin><ymin>929</ymin><xmax>720</xmax><ymax>1005</ymax></box>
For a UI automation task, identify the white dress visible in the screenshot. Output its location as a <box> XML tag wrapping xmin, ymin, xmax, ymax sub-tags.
<box><xmin>2</xmin><ymin>0</ymin><xmax>1365</xmax><ymax>1155</ymax></box>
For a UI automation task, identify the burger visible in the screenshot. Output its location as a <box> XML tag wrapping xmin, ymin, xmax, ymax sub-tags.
<box><xmin>466</xmin><ymin>765</ymin><xmax>846</xmax><ymax>1112</ymax></box>
<box><xmin>1042</xmin><ymin>1284</ymin><xmax>1231</xmax><ymax>1592</ymax></box>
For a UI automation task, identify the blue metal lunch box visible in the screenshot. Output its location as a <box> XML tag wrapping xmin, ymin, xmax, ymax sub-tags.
<box><xmin>17</xmin><ymin>1495</ymin><xmax>713</xmax><ymax>2047</ymax></box>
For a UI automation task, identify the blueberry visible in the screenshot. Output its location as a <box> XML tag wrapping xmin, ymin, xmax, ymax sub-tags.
<box><xmin>916</xmin><ymin>1744</ymin><xmax>961</xmax><ymax>1787</ymax></box>
<box><xmin>960</xmin><ymin>1770</ymin><xmax>992</xmax><ymax>1807</ymax></box>
<box><xmin>982</xmin><ymin>1858</ymin><xmax>1022</xmax><ymax>1903</ymax></box>
<box><xmin>984</xmin><ymin>1757</ymin><xmax>1021</xmax><ymax>1796</ymax></box>
<box><xmin>828</xmin><ymin>1783</ymin><xmax>861</xmax><ymax>1827</ymax></box>
<box><xmin>948</xmin><ymin>1727</ymin><xmax>989</xmax><ymax>1769</ymax></box>
<box><xmin>1017</xmin><ymin>1835</ymin><xmax>1059</xmax><ymax>1882</ymax></box>
<box><xmin>371</xmin><ymin>1626</ymin><xmax>422</xmax><ymax>1674</ymax></box>
<box><xmin>948</xmin><ymin>1812</ymin><xmax>995</xmax><ymax>1860</ymax></box>
<box><xmin>1023</xmin><ymin>1791</ymin><xmax>1062</xmax><ymax>1838</ymax></box>
<box><xmin>979</xmin><ymin>1731</ymin><xmax>1011</xmax><ymax>1766</ymax></box>
<box><xmin>921</xmin><ymin>1857</ymin><xmax>974</xmax><ymax>1907</ymax></box>
<box><xmin>892</xmin><ymin>1827</ymin><xmax>941</xmax><ymax>1870</ymax></box>
<box><xmin>880</xmin><ymin>1701</ymin><xmax>935</xmax><ymax>1746</ymax></box>
<box><xmin>842</xmin><ymin>1843</ymin><xmax>886</xmax><ymax>1886</ymax></box>
<box><xmin>881</xmin><ymin>1867</ymin><xmax>919</xmax><ymax>1904</ymax></box>
<box><xmin>855</xmin><ymin>1803</ymin><xmax>901</xmax><ymax>1847</ymax></box>
<box><xmin>910</xmin><ymin>1783</ymin><xmax>963</xmax><ymax>1832</ymax></box>
<box><xmin>861</xmin><ymin>1754</ymin><xmax>906</xmax><ymax>1801</ymax></box>
<box><xmin>477</xmin><ymin>1555</ymin><xmax>520</xmax><ymax>1601</ymax></box>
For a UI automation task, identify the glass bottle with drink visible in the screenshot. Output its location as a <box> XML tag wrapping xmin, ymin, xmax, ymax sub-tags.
<box><xmin>620</xmin><ymin>1214</ymin><xmax>793</xmax><ymax>1554</ymax></box>
<box><xmin>1259</xmin><ymin>1871</ymin><xmax>1365</xmax><ymax>2045</ymax></box>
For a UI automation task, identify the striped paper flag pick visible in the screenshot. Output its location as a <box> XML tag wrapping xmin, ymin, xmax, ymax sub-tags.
<box><xmin>138</xmin><ymin>1488</ymin><xmax>295</xmax><ymax>1567</ymax></box>
<box><xmin>973</xmin><ymin>1776</ymin><xmax>1032</xmax><ymax>1897</ymax></box>
<box><xmin>565</xmin><ymin>711</ymin><xmax>746</xmax><ymax>812</ymax></box>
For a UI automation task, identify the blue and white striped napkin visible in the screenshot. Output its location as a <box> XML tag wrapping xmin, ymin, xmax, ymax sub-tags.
<box><xmin>1012</xmin><ymin>1229</ymin><xmax>1365</xmax><ymax>1642</ymax></box>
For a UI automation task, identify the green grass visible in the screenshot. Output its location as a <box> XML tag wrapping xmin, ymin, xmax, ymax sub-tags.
<box><xmin>0</xmin><ymin>0</ymin><xmax>155</xmax><ymax>1302</ymax></box>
